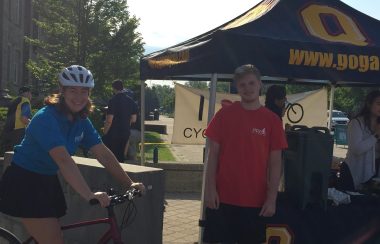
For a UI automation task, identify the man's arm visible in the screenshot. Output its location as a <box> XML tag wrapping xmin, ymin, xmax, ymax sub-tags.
<box><xmin>103</xmin><ymin>114</ymin><xmax>113</xmax><ymax>134</ymax></box>
<box><xmin>260</xmin><ymin>150</ymin><xmax>282</xmax><ymax>217</ymax></box>
<box><xmin>205</xmin><ymin>139</ymin><xmax>220</xmax><ymax>209</ymax></box>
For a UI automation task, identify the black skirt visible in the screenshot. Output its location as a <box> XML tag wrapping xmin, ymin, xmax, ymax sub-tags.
<box><xmin>0</xmin><ymin>163</ymin><xmax>67</xmax><ymax>218</ymax></box>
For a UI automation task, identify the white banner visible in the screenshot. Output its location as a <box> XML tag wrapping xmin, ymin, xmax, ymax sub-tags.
<box><xmin>172</xmin><ymin>84</ymin><xmax>328</xmax><ymax>145</ymax></box>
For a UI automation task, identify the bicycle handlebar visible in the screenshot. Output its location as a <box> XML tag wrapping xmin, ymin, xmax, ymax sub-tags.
<box><xmin>89</xmin><ymin>188</ymin><xmax>142</xmax><ymax>206</ymax></box>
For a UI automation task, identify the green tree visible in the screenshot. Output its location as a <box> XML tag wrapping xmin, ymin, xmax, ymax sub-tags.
<box><xmin>216</xmin><ymin>82</ymin><xmax>230</xmax><ymax>93</ymax></box>
<box><xmin>153</xmin><ymin>85</ymin><xmax>175</xmax><ymax>115</ymax></box>
<box><xmin>285</xmin><ymin>84</ymin><xmax>323</xmax><ymax>95</ymax></box>
<box><xmin>144</xmin><ymin>86</ymin><xmax>160</xmax><ymax>118</ymax></box>
<box><xmin>27</xmin><ymin>0</ymin><xmax>144</xmax><ymax>100</ymax></box>
<box><xmin>184</xmin><ymin>81</ymin><xmax>208</xmax><ymax>90</ymax></box>
<box><xmin>334</xmin><ymin>87</ymin><xmax>375</xmax><ymax>116</ymax></box>
<box><xmin>185</xmin><ymin>80</ymin><xmax>231</xmax><ymax>94</ymax></box>
<box><xmin>26</xmin><ymin>0</ymin><xmax>77</xmax><ymax>92</ymax></box>
<box><xmin>88</xmin><ymin>0</ymin><xmax>144</xmax><ymax>99</ymax></box>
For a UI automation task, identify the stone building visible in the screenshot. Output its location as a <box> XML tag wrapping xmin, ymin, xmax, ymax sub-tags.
<box><xmin>0</xmin><ymin>0</ymin><xmax>36</xmax><ymax>104</ymax></box>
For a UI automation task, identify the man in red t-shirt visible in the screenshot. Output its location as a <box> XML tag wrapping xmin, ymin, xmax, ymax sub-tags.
<box><xmin>203</xmin><ymin>64</ymin><xmax>288</xmax><ymax>244</ymax></box>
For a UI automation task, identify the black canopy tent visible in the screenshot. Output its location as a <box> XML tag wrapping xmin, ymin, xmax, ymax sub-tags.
<box><xmin>139</xmin><ymin>0</ymin><xmax>380</xmax><ymax>242</ymax></box>
<box><xmin>140</xmin><ymin>0</ymin><xmax>380</xmax><ymax>85</ymax></box>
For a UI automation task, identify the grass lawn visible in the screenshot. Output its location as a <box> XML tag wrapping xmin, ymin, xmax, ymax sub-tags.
<box><xmin>142</xmin><ymin>131</ymin><xmax>175</xmax><ymax>161</ymax></box>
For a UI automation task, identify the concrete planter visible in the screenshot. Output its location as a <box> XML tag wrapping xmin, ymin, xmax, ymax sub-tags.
<box><xmin>146</xmin><ymin>161</ymin><xmax>203</xmax><ymax>193</ymax></box>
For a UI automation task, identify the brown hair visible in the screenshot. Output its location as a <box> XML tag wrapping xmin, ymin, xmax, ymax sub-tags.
<box><xmin>353</xmin><ymin>90</ymin><xmax>380</xmax><ymax>133</ymax></box>
<box><xmin>233</xmin><ymin>64</ymin><xmax>261</xmax><ymax>82</ymax></box>
<box><xmin>44</xmin><ymin>92</ymin><xmax>94</xmax><ymax>119</ymax></box>
<box><xmin>112</xmin><ymin>79</ymin><xmax>123</xmax><ymax>91</ymax></box>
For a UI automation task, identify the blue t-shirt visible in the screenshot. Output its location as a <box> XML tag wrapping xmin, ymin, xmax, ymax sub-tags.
<box><xmin>13</xmin><ymin>106</ymin><xmax>102</xmax><ymax>175</ymax></box>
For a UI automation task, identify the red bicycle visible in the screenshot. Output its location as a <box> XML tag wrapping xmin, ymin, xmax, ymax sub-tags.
<box><xmin>0</xmin><ymin>188</ymin><xmax>142</xmax><ymax>244</ymax></box>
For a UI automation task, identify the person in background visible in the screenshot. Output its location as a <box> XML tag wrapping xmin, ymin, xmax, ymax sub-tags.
<box><xmin>122</xmin><ymin>87</ymin><xmax>134</xmax><ymax>99</ymax></box>
<box><xmin>265</xmin><ymin>85</ymin><xmax>287</xmax><ymax>120</ymax></box>
<box><xmin>126</xmin><ymin>110</ymin><xmax>141</xmax><ymax>163</ymax></box>
<box><xmin>264</xmin><ymin>85</ymin><xmax>289</xmax><ymax>192</ymax></box>
<box><xmin>0</xmin><ymin>65</ymin><xmax>145</xmax><ymax>244</ymax></box>
<box><xmin>337</xmin><ymin>90</ymin><xmax>380</xmax><ymax>191</ymax></box>
<box><xmin>2</xmin><ymin>86</ymin><xmax>32</xmax><ymax>151</ymax></box>
<box><xmin>121</xmin><ymin>87</ymin><xmax>138</xmax><ymax>162</ymax></box>
<box><xmin>203</xmin><ymin>64</ymin><xmax>288</xmax><ymax>244</ymax></box>
<box><xmin>103</xmin><ymin>80</ymin><xmax>138</xmax><ymax>162</ymax></box>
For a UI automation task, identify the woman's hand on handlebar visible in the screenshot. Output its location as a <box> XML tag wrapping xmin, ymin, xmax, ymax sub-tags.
<box><xmin>130</xmin><ymin>182</ymin><xmax>146</xmax><ymax>194</ymax></box>
<box><xmin>91</xmin><ymin>192</ymin><xmax>111</xmax><ymax>207</ymax></box>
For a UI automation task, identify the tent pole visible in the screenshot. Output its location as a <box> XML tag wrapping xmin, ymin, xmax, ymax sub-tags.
<box><xmin>328</xmin><ymin>84</ymin><xmax>335</xmax><ymax>131</ymax></box>
<box><xmin>140</xmin><ymin>79</ymin><xmax>146</xmax><ymax>165</ymax></box>
<box><xmin>198</xmin><ymin>73</ymin><xmax>218</xmax><ymax>244</ymax></box>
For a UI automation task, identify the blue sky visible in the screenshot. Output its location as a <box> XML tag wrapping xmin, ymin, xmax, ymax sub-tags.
<box><xmin>128</xmin><ymin>0</ymin><xmax>380</xmax><ymax>54</ymax></box>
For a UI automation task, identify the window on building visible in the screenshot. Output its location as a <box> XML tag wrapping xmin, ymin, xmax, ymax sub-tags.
<box><xmin>8</xmin><ymin>0</ymin><xmax>11</xmax><ymax>20</ymax></box>
<box><xmin>7</xmin><ymin>45</ymin><xmax>11</xmax><ymax>82</ymax></box>
<box><xmin>18</xmin><ymin>0</ymin><xmax>22</xmax><ymax>25</ymax></box>
<box><xmin>14</xmin><ymin>0</ymin><xmax>21</xmax><ymax>25</ymax></box>
<box><xmin>14</xmin><ymin>50</ymin><xmax>22</xmax><ymax>85</ymax></box>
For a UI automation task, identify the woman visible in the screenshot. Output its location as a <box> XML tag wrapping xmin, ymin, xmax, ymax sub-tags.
<box><xmin>265</xmin><ymin>85</ymin><xmax>287</xmax><ymax>120</ymax></box>
<box><xmin>337</xmin><ymin>90</ymin><xmax>380</xmax><ymax>191</ymax></box>
<box><xmin>0</xmin><ymin>65</ymin><xmax>145</xmax><ymax>244</ymax></box>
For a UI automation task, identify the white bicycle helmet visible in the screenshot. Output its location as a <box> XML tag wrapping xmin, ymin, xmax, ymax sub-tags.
<box><xmin>58</xmin><ymin>65</ymin><xmax>94</xmax><ymax>88</ymax></box>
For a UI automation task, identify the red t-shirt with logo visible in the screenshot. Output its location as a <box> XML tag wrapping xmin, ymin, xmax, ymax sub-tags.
<box><xmin>205</xmin><ymin>102</ymin><xmax>288</xmax><ymax>207</ymax></box>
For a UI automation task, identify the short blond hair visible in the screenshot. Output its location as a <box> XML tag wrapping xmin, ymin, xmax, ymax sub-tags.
<box><xmin>234</xmin><ymin>64</ymin><xmax>261</xmax><ymax>82</ymax></box>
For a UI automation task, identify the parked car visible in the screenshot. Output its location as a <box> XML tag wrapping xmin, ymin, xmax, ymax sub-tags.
<box><xmin>327</xmin><ymin>110</ymin><xmax>349</xmax><ymax>130</ymax></box>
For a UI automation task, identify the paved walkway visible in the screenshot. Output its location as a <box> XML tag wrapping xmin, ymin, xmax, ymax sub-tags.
<box><xmin>146</xmin><ymin>116</ymin><xmax>348</xmax><ymax>243</ymax></box>
<box><xmin>146</xmin><ymin>116</ymin><xmax>203</xmax><ymax>243</ymax></box>
<box><xmin>163</xmin><ymin>193</ymin><xmax>201</xmax><ymax>244</ymax></box>
<box><xmin>145</xmin><ymin>116</ymin><xmax>204</xmax><ymax>163</ymax></box>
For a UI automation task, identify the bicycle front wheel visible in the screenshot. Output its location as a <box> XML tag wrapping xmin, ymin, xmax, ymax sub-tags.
<box><xmin>287</xmin><ymin>103</ymin><xmax>304</xmax><ymax>123</ymax></box>
<box><xmin>0</xmin><ymin>227</ymin><xmax>22</xmax><ymax>244</ymax></box>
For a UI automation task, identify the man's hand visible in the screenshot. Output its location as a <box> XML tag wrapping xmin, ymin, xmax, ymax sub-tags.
<box><xmin>259</xmin><ymin>198</ymin><xmax>276</xmax><ymax>217</ymax></box>
<box><xmin>205</xmin><ymin>186</ymin><xmax>219</xmax><ymax>209</ymax></box>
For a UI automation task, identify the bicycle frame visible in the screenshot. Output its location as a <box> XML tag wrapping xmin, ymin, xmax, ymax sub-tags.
<box><xmin>22</xmin><ymin>207</ymin><xmax>124</xmax><ymax>244</ymax></box>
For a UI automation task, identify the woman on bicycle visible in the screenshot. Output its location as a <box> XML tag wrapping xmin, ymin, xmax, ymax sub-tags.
<box><xmin>0</xmin><ymin>65</ymin><xmax>145</xmax><ymax>244</ymax></box>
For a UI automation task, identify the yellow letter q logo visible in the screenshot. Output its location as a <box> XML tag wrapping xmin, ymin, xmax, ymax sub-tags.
<box><xmin>301</xmin><ymin>5</ymin><xmax>368</xmax><ymax>46</ymax></box>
